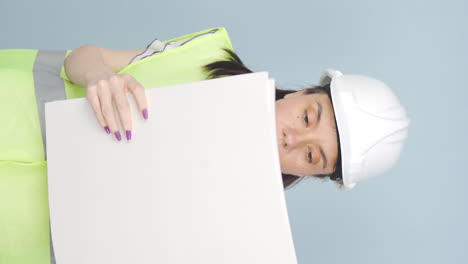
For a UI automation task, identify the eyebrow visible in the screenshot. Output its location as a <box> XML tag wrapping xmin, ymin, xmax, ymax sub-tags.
<box><xmin>317</xmin><ymin>102</ymin><xmax>327</xmax><ymax>169</ymax></box>
<box><xmin>320</xmin><ymin>146</ymin><xmax>327</xmax><ymax>169</ymax></box>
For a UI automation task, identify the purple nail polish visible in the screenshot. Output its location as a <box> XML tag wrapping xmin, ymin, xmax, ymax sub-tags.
<box><xmin>142</xmin><ymin>109</ymin><xmax>148</xmax><ymax>120</ymax></box>
<box><xmin>115</xmin><ymin>131</ymin><xmax>122</xmax><ymax>141</ymax></box>
<box><xmin>104</xmin><ymin>126</ymin><xmax>110</xmax><ymax>134</ymax></box>
<box><xmin>126</xmin><ymin>130</ymin><xmax>132</xmax><ymax>141</ymax></box>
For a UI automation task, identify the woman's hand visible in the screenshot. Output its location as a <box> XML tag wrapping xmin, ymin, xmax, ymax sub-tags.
<box><xmin>85</xmin><ymin>72</ymin><xmax>149</xmax><ymax>141</ymax></box>
<box><xmin>63</xmin><ymin>44</ymin><xmax>148</xmax><ymax>141</ymax></box>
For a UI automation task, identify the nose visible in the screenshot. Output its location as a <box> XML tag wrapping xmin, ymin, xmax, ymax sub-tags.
<box><xmin>283</xmin><ymin>128</ymin><xmax>305</xmax><ymax>149</ymax></box>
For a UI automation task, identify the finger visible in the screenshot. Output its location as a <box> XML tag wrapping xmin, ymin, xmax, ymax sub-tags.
<box><xmin>86</xmin><ymin>86</ymin><xmax>110</xmax><ymax>134</ymax></box>
<box><xmin>122</xmin><ymin>74</ymin><xmax>149</xmax><ymax>120</ymax></box>
<box><xmin>110</xmin><ymin>76</ymin><xmax>133</xmax><ymax>141</ymax></box>
<box><xmin>113</xmin><ymin>89</ymin><xmax>133</xmax><ymax>141</ymax></box>
<box><xmin>98</xmin><ymin>82</ymin><xmax>122</xmax><ymax>141</ymax></box>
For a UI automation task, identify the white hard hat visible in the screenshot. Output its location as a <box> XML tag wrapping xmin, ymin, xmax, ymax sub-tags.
<box><xmin>319</xmin><ymin>69</ymin><xmax>410</xmax><ymax>189</ymax></box>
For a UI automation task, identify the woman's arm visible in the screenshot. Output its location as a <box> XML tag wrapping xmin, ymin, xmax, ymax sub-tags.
<box><xmin>64</xmin><ymin>45</ymin><xmax>144</xmax><ymax>87</ymax></box>
<box><xmin>64</xmin><ymin>45</ymin><xmax>148</xmax><ymax>141</ymax></box>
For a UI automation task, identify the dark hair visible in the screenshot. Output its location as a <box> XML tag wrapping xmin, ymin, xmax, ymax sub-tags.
<box><xmin>203</xmin><ymin>49</ymin><xmax>343</xmax><ymax>190</ymax></box>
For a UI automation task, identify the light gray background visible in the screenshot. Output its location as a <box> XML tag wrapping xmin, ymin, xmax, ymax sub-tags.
<box><xmin>2</xmin><ymin>0</ymin><xmax>467</xmax><ymax>263</ymax></box>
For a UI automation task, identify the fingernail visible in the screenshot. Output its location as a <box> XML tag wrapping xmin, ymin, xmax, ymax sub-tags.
<box><xmin>126</xmin><ymin>130</ymin><xmax>132</xmax><ymax>141</ymax></box>
<box><xmin>142</xmin><ymin>108</ymin><xmax>148</xmax><ymax>120</ymax></box>
<box><xmin>104</xmin><ymin>126</ymin><xmax>110</xmax><ymax>134</ymax></box>
<box><xmin>115</xmin><ymin>131</ymin><xmax>122</xmax><ymax>141</ymax></box>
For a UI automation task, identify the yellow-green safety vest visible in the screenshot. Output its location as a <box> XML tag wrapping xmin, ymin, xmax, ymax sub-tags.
<box><xmin>0</xmin><ymin>27</ymin><xmax>233</xmax><ymax>264</ymax></box>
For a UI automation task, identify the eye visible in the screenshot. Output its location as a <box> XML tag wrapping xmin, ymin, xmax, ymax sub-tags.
<box><xmin>303</xmin><ymin>109</ymin><xmax>309</xmax><ymax>127</ymax></box>
<box><xmin>307</xmin><ymin>146</ymin><xmax>312</xmax><ymax>164</ymax></box>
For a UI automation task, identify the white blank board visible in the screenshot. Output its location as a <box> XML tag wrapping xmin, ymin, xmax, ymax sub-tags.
<box><xmin>46</xmin><ymin>72</ymin><xmax>297</xmax><ymax>264</ymax></box>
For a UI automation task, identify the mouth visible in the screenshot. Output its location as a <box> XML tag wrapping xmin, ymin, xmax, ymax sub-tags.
<box><xmin>278</xmin><ymin>129</ymin><xmax>286</xmax><ymax>149</ymax></box>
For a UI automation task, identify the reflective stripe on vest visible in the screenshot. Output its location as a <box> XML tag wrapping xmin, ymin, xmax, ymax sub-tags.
<box><xmin>33</xmin><ymin>50</ymin><xmax>67</xmax><ymax>160</ymax></box>
<box><xmin>34</xmin><ymin>50</ymin><xmax>66</xmax><ymax>264</ymax></box>
<box><xmin>128</xmin><ymin>28</ymin><xmax>219</xmax><ymax>64</ymax></box>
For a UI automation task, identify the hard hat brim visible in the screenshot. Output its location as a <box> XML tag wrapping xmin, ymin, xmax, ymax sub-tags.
<box><xmin>319</xmin><ymin>69</ymin><xmax>356</xmax><ymax>189</ymax></box>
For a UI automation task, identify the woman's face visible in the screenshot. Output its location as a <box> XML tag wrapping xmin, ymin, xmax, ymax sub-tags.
<box><xmin>275</xmin><ymin>88</ymin><xmax>339</xmax><ymax>177</ymax></box>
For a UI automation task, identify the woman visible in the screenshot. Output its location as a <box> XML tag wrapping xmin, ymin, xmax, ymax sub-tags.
<box><xmin>0</xmin><ymin>27</ymin><xmax>409</xmax><ymax>263</ymax></box>
<box><xmin>64</xmin><ymin>27</ymin><xmax>410</xmax><ymax>190</ymax></box>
